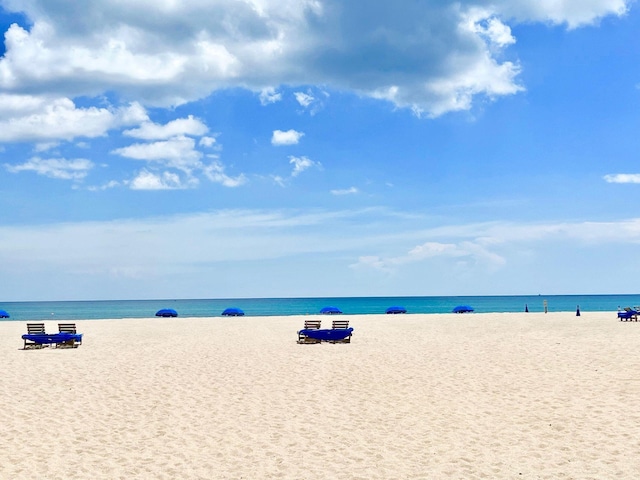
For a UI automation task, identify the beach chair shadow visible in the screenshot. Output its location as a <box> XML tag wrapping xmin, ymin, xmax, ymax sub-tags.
<box><xmin>297</xmin><ymin>319</ymin><xmax>322</xmax><ymax>344</ymax></box>
<box><xmin>329</xmin><ymin>319</ymin><xmax>352</xmax><ymax>344</ymax></box>
<box><xmin>23</xmin><ymin>323</ymin><xmax>47</xmax><ymax>349</ymax></box>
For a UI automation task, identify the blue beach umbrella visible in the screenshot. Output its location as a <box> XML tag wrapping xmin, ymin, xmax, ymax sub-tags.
<box><xmin>0</xmin><ymin>309</ymin><xmax>9</xmax><ymax>318</ymax></box>
<box><xmin>320</xmin><ymin>306</ymin><xmax>342</xmax><ymax>315</ymax></box>
<box><xmin>386</xmin><ymin>306</ymin><xmax>407</xmax><ymax>314</ymax></box>
<box><xmin>155</xmin><ymin>308</ymin><xmax>178</xmax><ymax>317</ymax></box>
<box><xmin>452</xmin><ymin>305</ymin><xmax>474</xmax><ymax>314</ymax></box>
<box><xmin>222</xmin><ymin>307</ymin><xmax>245</xmax><ymax>316</ymax></box>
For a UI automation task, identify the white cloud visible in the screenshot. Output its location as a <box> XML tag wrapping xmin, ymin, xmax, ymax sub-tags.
<box><xmin>351</xmin><ymin>240</ymin><xmax>506</xmax><ymax>273</ymax></box>
<box><xmin>129</xmin><ymin>170</ymin><xmax>186</xmax><ymax>190</ymax></box>
<box><xmin>123</xmin><ymin>115</ymin><xmax>208</xmax><ymax>140</ymax></box>
<box><xmin>331</xmin><ymin>187</ymin><xmax>359</xmax><ymax>195</ymax></box>
<box><xmin>490</xmin><ymin>0</ymin><xmax>628</xmax><ymax>29</ymax></box>
<box><xmin>87</xmin><ymin>180</ymin><xmax>121</xmax><ymax>191</ymax></box>
<box><xmin>294</xmin><ymin>91</ymin><xmax>314</xmax><ymax>108</ymax></box>
<box><xmin>33</xmin><ymin>142</ymin><xmax>60</xmax><ymax>152</ymax></box>
<box><xmin>112</xmin><ymin>135</ymin><xmax>202</xmax><ymax>169</ymax></box>
<box><xmin>113</xmin><ymin>134</ymin><xmax>244</xmax><ymax>187</ymax></box>
<box><xmin>0</xmin><ymin>95</ymin><xmax>147</xmax><ymax>142</ymax></box>
<box><xmin>199</xmin><ymin>136</ymin><xmax>218</xmax><ymax>147</ymax></box>
<box><xmin>5</xmin><ymin>156</ymin><xmax>93</xmax><ymax>180</ymax></box>
<box><xmin>350</xmin><ymin>216</ymin><xmax>640</xmax><ymax>275</ymax></box>
<box><xmin>604</xmin><ymin>173</ymin><xmax>640</xmax><ymax>184</ymax></box>
<box><xmin>259</xmin><ymin>87</ymin><xmax>282</xmax><ymax>105</ymax></box>
<box><xmin>289</xmin><ymin>155</ymin><xmax>320</xmax><ymax>176</ymax></box>
<box><xmin>0</xmin><ymin>1</ymin><xmax>629</xmax><ymax>116</ymax></box>
<box><xmin>272</xmin><ymin>129</ymin><xmax>304</xmax><ymax>145</ymax></box>
<box><xmin>271</xmin><ymin>175</ymin><xmax>286</xmax><ymax>187</ymax></box>
<box><xmin>4</xmin><ymin>208</ymin><xmax>640</xmax><ymax>299</ymax></box>
<box><xmin>202</xmin><ymin>160</ymin><xmax>247</xmax><ymax>187</ymax></box>
<box><xmin>468</xmin><ymin>12</ymin><xmax>516</xmax><ymax>48</ymax></box>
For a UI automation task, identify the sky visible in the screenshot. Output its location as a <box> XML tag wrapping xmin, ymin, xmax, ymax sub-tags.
<box><xmin>1</xmin><ymin>0</ymin><xmax>640</xmax><ymax>301</ymax></box>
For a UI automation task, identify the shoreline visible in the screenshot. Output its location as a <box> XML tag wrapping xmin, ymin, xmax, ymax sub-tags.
<box><xmin>0</xmin><ymin>308</ymin><xmax>623</xmax><ymax>323</ymax></box>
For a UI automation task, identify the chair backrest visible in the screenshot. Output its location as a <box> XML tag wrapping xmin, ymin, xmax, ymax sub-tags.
<box><xmin>332</xmin><ymin>320</ymin><xmax>349</xmax><ymax>329</ymax></box>
<box><xmin>27</xmin><ymin>323</ymin><xmax>46</xmax><ymax>334</ymax></box>
<box><xmin>58</xmin><ymin>323</ymin><xmax>77</xmax><ymax>334</ymax></box>
<box><xmin>303</xmin><ymin>320</ymin><xmax>321</xmax><ymax>329</ymax></box>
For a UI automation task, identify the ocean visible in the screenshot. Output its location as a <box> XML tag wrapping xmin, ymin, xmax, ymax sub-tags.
<box><xmin>0</xmin><ymin>294</ymin><xmax>637</xmax><ymax>321</ymax></box>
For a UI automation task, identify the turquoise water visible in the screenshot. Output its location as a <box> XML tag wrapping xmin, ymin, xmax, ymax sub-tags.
<box><xmin>0</xmin><ymin>294</ymin><xmax>637</xmax><ymax>321</ymax></box>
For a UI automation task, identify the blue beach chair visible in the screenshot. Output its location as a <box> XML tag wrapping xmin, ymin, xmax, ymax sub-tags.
<box><xmin>22</xmin><ymin>323</ymin><xmax>83</xmax><ymax>349</ymax></box>
<box><xmin>618</xmin><ymin>308</ymin><xmax>639</xmax><ymax>322</ymax></box>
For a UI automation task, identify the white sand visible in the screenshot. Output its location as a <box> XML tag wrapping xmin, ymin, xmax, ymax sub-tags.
<box><xmin>1</xmin><ymin>312</ymin><xmax>639</xmax><ymax>479</ymax></box>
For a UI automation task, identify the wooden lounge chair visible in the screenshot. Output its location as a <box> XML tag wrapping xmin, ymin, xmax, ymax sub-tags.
<box><xmin>24</xmin><ymin>323</ymin><xmax>46</xmax><ymax>349</ymax></box>
<box><xmin>58</xmin><ymin>323</ymin><xmax>82</xmax><ymax>348</ymax></box>
<box><xmin>330</xmin><ymin>319</ymin><xmax>352</xmax><ymax>343</ymax></box>
<box><xmin>297</xmin><ymin>319</ymin><xmax>322</xmax><ymax>344</ymax></box>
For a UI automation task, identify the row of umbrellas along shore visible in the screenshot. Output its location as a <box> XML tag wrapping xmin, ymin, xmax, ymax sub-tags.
<box><xmin>154</xmin><ymin>305</ymin><xmax>476</xmax><ymax>317</ymax></box>
<box><xmin>0</xmin><ymin>306</ymin><xmax>477</xmax><ymax>319</ymax></box>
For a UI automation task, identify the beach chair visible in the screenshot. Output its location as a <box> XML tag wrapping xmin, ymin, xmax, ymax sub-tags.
<box><xmin>58</xmin><ymin>323</ymin><xmax>82</xmax><ymax>348</ymax></box>
<box><xmin>23</xmin><ymin>323</ymin><xmax>47</xmax><ymax>349</ymax></box>
<box><xmin>297</xmin><ymin>319</ymin><xmax>322</xmax><ymax>344</ymax></box>
<box><xmin>330</xmin><ymin>319</ymin><xmax>352</xmax><ymax>343</ymax></box>
<box><xmin>619</xmin><ymin>308</ymin><xmax>638</xmax><ymax>322</ymax></box>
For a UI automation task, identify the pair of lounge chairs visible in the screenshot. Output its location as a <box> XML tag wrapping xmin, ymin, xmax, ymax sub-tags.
<box><xmin>618</xmin><ymin>307</ymin><xmax>640</xmax><ymax>322</ymax></box>
<box><xmin>297</xmin><ymin>319</ymin><xmax>353</xmax><ymax>344</ymax></box>
<box><xmin>22</xmin><ymin>323</ymin><xmax>83</xmax><ymax>349</ymax></box>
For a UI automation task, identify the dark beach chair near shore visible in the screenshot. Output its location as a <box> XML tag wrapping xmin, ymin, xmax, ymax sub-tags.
<box><xmin>58</xmin><ymin>323</ymin><xmax>82</xmax><ymax>348</ymax></box>
<box><xmin>329</xmin><ymin>319</ymin><xmax>352</xmax><ymax>344</ymax></box>
<box><xmin>297</xmin><ymin>319</ymin><xmax>322</xmax><ymax>344</ymax></box>
<box><xmin>23</xmin><ymin>323</ymin><xmax>47</xmax><ymax>349</ymax></box>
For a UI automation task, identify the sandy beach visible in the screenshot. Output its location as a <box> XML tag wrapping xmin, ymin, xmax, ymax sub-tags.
<box><xmin>1</xmin><ymin>312</ymin><xmax>639</xmax><ymax>479</ymax></box>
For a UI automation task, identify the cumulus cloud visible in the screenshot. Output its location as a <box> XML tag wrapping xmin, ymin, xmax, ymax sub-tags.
<box><xmin>0</xmin><ymin>1</ymin><xmax>626</xmax><ymax>116</ymax></box>
<box><xmin>604</xmin><ymin>173</ymin><xmax>640</xmax><ymax>184</ymax></box>
<box><xmin>114</xmin><ymin>133</ymin><xmax>244</xmax><ymax>188</ymax></box>
<box><xmin>272</xmin><ymin>129</ymin><xmax>304</xmax><ymax>145</ymax></box>
<box><xmin>203</xmin><ymin>160</ymin><xmax>247</xmax><ymax>187</ymax></box>
<box><xmin>199</xmin><ymin>136</ymin><xmax>218</xmax><ymax>148</ymax></box>
<box><xmin>0</xmin><ymin>96</ymin><xmax>147</xmax><ymax>142</ymax></box>
<box><xmin>289</xmin><ymin>155</ymin><xmax>320</xmax><ymax>176</ymax></box>
<box><xmin>489</xmin><ymin>0</ymin><xmax>628</xmax><ymax>29</ymax></box>
<box><xmin>5</xmin><ymin>156</ymin><xmax>93</xmax><ymax>180</ymax></box>
<box><xmin>259</xmin><ymin>87</ymin><xmax>282</xmax><ymax>105</ymax></box>
<box><xmin>129</xmin><ymin>170</ymin><xmax>187</xmax><ymax>190</ymax></box>
<box><xmin>123</xmin><ymin>115</ymin><xmax>208</xmax><ymax>140</ymax></box>
<box><xmin>112</xmin><ymin>135</ymin><xmax>202</xmax><ymax>169</ymax></box>
<box><xmin>33</xmin><ymin>142</ymin><xmax>60</xmax><ymax>152</ymax></box>
<box><xmin>294</xmin><ymin>91</ymin><xmax>315</xmax><ymax>108</ymax></box>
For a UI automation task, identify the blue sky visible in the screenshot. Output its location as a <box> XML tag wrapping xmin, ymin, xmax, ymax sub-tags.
<box><xmin>1</xmin><ymin>0</ymin><xmax>639</xmax><ymax>301</ymax></box>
